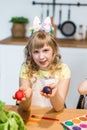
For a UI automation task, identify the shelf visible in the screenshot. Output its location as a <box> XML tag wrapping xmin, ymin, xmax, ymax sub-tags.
<box><xmin>57</xmin><ymin>39</ymin><xmax>87</xmax><ymax>48</ymax></box>
<box><xmin>0</xmin><ymin>37</ymin><xmax>28</xmax><ymax>45</ymax></box>
<box><xmin>0</xmin><ymin>36</ymin><xmax>87</xmax><ymax>48</ymax></box>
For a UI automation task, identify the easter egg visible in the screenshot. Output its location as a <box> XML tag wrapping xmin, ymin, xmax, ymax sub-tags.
<box><xmin>15</xmin><ymin>90</ymin><xmax>24</xmax><ymax>100</ymax></box>
<box><xmin>43</xmin><ymin>86</ymin><xmax>52</xmax><ymax>94</ymax></box>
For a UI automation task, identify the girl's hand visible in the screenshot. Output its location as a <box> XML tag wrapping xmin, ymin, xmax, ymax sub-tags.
<box><xmin>40</xmin><ymin>83</ymin><xmax>58</xmax><ymax>98</ymax></box>
<box><xmin>13</xmin><ymin>86</ymin><xmax>32</xmax><ymax>104</ymax></box>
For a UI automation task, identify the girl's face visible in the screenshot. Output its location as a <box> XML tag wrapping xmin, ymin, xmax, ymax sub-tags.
<box><xmin>32</xmin><ymin>44</ymin><xmax>54</xmax><ymax>70</ymax></box>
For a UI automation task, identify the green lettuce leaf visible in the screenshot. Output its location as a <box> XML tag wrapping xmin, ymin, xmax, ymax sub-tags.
<box><xmin>0</xmin><ymin>101</ymin><xmax>26</xmax><ymax>130</ymax></box>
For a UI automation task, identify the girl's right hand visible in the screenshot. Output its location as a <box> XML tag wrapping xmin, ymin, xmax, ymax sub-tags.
<box><xmin>13</xmin><ymin>86</ymin><xmax>32</xmax><ymax>104</ymax></box>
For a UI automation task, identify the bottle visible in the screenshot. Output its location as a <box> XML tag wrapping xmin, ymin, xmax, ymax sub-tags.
<box><xmin>51</xmin><ymin>17</ymin><xmax>57</xmax><ymax>37</ymax></box>
<box><xmin>85</xmin><ymin>26</ymin><xmax>87</xmax><ymax>40</ymax></box>
<box><xmin>78</xmin><ymin>24</ymin><xmax>83</xmax><ymax>40</ymax></box>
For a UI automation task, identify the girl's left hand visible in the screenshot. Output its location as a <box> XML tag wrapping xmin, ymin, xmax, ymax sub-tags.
<box><xmin>40</xmin><ymin>83</ymin><xmax>58</xmax><ymax>98</ymax></box>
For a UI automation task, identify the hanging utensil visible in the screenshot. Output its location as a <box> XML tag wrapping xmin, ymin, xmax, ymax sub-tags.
<box><xmin>41</xmin><ymin>4</ymin><xmax>44</xmax><ymax>22</ymax></box>
<box><xmin>53</xmin><ymin>0</ymin><xmax>55</xmax><ymax>18</ymax></box>
<box><xmin>60</xmin><ymin>5</ymin><xmax>76</xmax><ymax>37</ymax></box>
<box><xmin>47</xmin><ymin>4</ymin><xmax>50</xmax><ymax>16</ymax></box>
<box><xmin>58</xmin><ymin>5</ymin><xmax>62</xmax><ymax>30</ymax></box>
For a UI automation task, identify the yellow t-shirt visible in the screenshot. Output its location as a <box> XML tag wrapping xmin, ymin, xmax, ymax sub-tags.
<box><xmin>19</xmin><ymin>63</ymin><xmax>71</xmax><ymax>107</ymax></box>
<box><xmin>19</xmin><ymin>63</ymin><xmax>71</xmax><ymax>80</ymax></box>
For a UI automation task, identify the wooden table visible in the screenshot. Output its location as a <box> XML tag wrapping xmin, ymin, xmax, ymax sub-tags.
<box><xmin>5</xmin><ymin>105</ymin><xmax>87</xmax><ymax>130</ymax></box>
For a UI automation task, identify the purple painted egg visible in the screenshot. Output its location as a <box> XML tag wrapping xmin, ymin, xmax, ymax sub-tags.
<box><xmin>43</xmin><ymin>86</ymin><xmax>52</xmax><ymax>94</ymax></box>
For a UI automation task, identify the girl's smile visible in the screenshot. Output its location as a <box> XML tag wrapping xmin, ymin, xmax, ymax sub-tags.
<box><xmin>32</xmin><ymin>44</ymin><xmax>53</xmax><ymax>70</ymax></box>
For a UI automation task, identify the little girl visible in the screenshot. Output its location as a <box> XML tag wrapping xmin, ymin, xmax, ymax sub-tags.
<box><xmin>14</xmin><ymin>17</ymin><xmax>71</xmax><ymax>112</ymax></box>
<box><xmin>78</xmin><ymin>79</ymin><xmax>87</xmax><ymax>109</ymax></box>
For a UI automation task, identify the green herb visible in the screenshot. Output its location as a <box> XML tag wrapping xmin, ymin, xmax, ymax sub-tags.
<box><xmin>0</xmin><ymin>101</ymin><xmax>26</xmax><ymax>130</ymax></box>
<box><xmin>10</xmin><ymin>16</ymin><xmax>29</xmax><ymax>24</ymax></box>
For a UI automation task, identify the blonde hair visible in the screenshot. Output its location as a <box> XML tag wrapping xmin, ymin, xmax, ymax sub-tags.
<box><xmin>25</xmin><ymin>31</ymin><xmax>61</xmax><ymax>77</ymax></box>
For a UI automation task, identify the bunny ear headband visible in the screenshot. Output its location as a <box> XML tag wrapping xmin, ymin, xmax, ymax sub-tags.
<box><xmin>29</xmin><ymin>16</ymin><xmax>54</xmax><ymax>35</ymax></box>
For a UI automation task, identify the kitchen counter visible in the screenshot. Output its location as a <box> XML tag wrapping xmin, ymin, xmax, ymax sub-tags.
<box><xmin>0</xmin><ymin>36</ymin><xmax>87</xmax><ymax>48</ymax></box>
<box><xmin>5</xmin><ymin>105</ymin><xmax>87</xmax><ymax>130</ymax></box>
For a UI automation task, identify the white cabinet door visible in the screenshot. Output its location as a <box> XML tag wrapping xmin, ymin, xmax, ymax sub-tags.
<box><xmin>60</xmin><ymin>47</ymin><xmax>87</xmax><ymax>108</ymax></box>
<box><xmin>0</xmin><ymin>44</ymin><xmax>25</xmax><ymax>105</ymax></box>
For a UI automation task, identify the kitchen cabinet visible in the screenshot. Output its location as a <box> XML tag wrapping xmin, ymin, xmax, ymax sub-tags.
<box><xmin>0</xmin><ymin>37</ymin><xmax>87</xmax><ymax>108</ymax></box>
<box><xmin>0</xmin><ymin>44</ymin><xmax>25</xmax><ymax>105</ymax></box>
<box><xmin>0</xmin><ymin>37</ymin><xmax>28</xmax><ymax>105</ymax></box>
<box><xmin>60</xmin><ymin>47</ymin><xmax>87</xmax><ymax>108</ymax></box>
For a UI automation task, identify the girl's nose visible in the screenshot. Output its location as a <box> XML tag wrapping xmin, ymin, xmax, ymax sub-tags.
<box><xmin>39</xmin><ymin>52</ymin><xmax>44</xmax><ymax>59</ymax></box>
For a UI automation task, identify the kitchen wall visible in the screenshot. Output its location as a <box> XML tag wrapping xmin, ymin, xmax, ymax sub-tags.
<box><xmin>0</xmin><ymin>0</ymin><xmax>87</xmax><ymax>39</ymax></box>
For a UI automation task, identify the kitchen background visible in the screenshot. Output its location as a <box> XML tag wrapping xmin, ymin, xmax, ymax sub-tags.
<box><xmin>0</xmin><ymin>0</ymin><xmax>87</xmax><ymax>39</ymax></box>
<box><xmin>0</xmin><ymin>0</ymin><xmax>87</xmax><ymax>108</ymax></box>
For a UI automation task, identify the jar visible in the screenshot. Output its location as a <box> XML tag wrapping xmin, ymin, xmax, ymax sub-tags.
<box><xmin>78</xmin><ymin>24</ymin><xmax>83</xmax><ymax>39</ymax></box>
